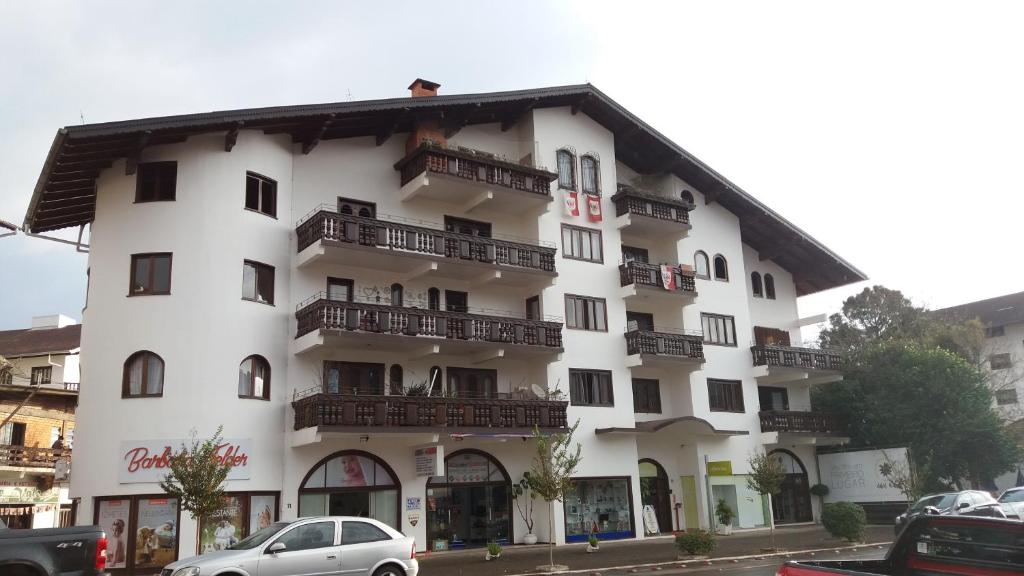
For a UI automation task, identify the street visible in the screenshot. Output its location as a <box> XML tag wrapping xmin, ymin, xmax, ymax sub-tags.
<box><xmin>579</xmin><ymin>546</ymin><xmax>889</xmax><ymax>576</ymax></box>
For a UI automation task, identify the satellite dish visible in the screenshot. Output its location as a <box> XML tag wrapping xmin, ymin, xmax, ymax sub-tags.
<box><xmin>530</xmin><ymin>384</ymin><xmax>547</xmax><ymax>399</ymax></box>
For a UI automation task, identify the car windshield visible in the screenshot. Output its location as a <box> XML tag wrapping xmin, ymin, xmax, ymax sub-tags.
<box><xmin>999</xmin><ymin>490</ymin><xmax>1024</xmax><ymax>503</ymax></box>
<box><xmin>911</xmin><ymin>494</ymin><xmax>957</xmax><ymax>512</ymax></box>
<box><xmin>228</xmin><ymin>522</ymin><xmax>290</xmax><ymax>550</ymax></box>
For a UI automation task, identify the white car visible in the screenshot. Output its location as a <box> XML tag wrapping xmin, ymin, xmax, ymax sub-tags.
<box><xmin>998</xmin><ymin>487</ymin><xmax>1024</xmax><ymax>520</ymax></box>
<box><xmin>161</xmin><ymin>516</ymin><xmax>418</xmax><ymax>576</ymax></box>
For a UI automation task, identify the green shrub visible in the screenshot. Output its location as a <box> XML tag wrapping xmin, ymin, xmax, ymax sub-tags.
<box><xmin>715</xmin><ymin>498</ymin><xmax>735</xmax><ymax>525</ymax></box>
<box><xmin>809</xmin><ymin>484</ymin><xmax>830</xmax><ymax>497</ymax></box>
<box><xmin>822</xmin><ymin>502</ymin><xmax>866</xmax><ymax>541</ymax></box>
<box><xmin>487</xmin><ymin>542</ymin><xmax>502</xmax><ymax>556</ymax></box>
<box><xmin>675</xmin><ymin>530</ymin><xmax>716</xmax><ymax>556</ymax></box>
<box><xmin>588</xmin><ymin>534</ymin><xmax>599</xmax><ymax>547</ymax></box>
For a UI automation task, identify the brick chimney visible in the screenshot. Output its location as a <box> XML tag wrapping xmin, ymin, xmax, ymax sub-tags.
<box><xmin>405</xmin><ymin>78</ymin><xmax>447</xmax><ymax>154</ymax></box>
<box><xmin>408</xmin><ymin>78</ymin><xmax>441</xmax><ymax>97</ymax></box>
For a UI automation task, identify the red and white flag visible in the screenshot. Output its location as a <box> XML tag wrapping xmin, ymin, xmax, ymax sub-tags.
<box><xmin>661</xmin><ymin>265</ymin><xmax>677</xmax><ymax>291</ymax></box>
<box><xmin>586</xmin><ymin>195</ymin><xmax>602</xmax><ymax>222</ymax></box>
<box><xmin>564</xmin><ymin>191</ymin><xmax>579</xmax><ymax>217</ymax></box>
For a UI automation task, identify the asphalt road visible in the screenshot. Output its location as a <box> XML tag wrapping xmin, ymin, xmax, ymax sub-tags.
<box><xmin>597</xmin><ymin>545</ymin><xmax>890</xmax><ymax>576</ymax></box>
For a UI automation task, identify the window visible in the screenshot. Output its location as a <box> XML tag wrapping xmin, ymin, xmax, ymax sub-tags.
<box><xmin>327</xmin><ymin>277</ymin><xmax>353</xmax><ymax>302</ymax></box>
<box><xmin>569</xmin><ymin>369</ymin><xmax>614</xmax><ymax>406</ymax></box>
<box><xmin>244</xmin><ymin>172</ymin><xmax>277</xmax><ymax>217</ymax></box>
<box><xmin>428</xmin><ymin>366</ymin><xmax>443</xmax><ymax>395</ymax></box>
<box><xmin>323</xmin><ymin>361</ymin><xmax>383</xmax><ymax>395</ymax></box>
<box><xmin>581</xmin><ymin>155</ymin><xmax>600</xmax><ymax>195</ymax></box>
<box><xmin>680</xmin><ymin>190</ymin><xmax>695</xmax><ymax>205</ymax></box>
<box><xmin>342</xmin><ymin>521</ymin><xmax>390</xmax><ymax>545</ymax></box>
<box><xmin>751</xmin><ymin>272</ymin><xmax>763</xmax><ymax>298</ymax></box>
<box><xmin>565</xmin><ymin>295</ymin><xmax>608</xmax><ymax>331</ymax></box>
<box><xmin>990</xmin><ymin>353</ymin><xmax>1012</xmax><ymax>370</ymax></box>
<box><xmin>30</xmin><ymin>366</ymin><xmax>52</xmax><ymax>385</ymax></box>
<box><xmin>338</xmin><ymin>197</ymin><xmax>376</xmax><ymax>218</ymax></box>
<box><xmin>708</xmin><ymin>379</ymin><xmax>745</xmax><ymax>412</ymax></box>
<box><xmin>694</xmin><ymin>251</ymin><xmax>710</xmax><ymax>279</ymax></box>
<box><xmin>0</xmin><ymin>371</ymin><xmax>11</xmax><ymax>385</ymax></box>
<box><xmin>389</xmin><ymin>365</ymin><xmax>403</xmax><ymax>394</ymax></box>
<box><xmin>242</xmin><ymin>260</ymin><xmax>274</xmax><ymax>304</ymax></box>
<box><xmin>273</xmin><ymin>521</ymin><xmax>336</xmax><ymax>552</ymax></box>
<box><xmin>632</xmin><ymin>379</ymin><xmax>661</xmax><ymax>413</ymax></box>
<box><xmin>701</xmin><ymin>313</ymin><xmax>737</xmax><ymax>346</ymax></box>
<box><xmin>758</xmin><ymin>386</ymin><xmax>790</xmax><ymax>411</ymax></box>
<box><xmin>135</xmin><ymin>161</ymin><xmax>177</xmax><ymax>202</ymax></box>
<box><xmin>557</xmin><ymin>149</ymin><xmax>576</xmax><ymax>190</ymax></box>
<box><xmin>238</xmin><ymin>355</ymin><xmax>270</xmax><ymax>400</ymax></box>
<box><xmin>526</xmin><ymin>296</ymin><xmax>540</xmax><ymax>320</ymax></box>
<box><xmin>428</xmin><ymin>288</ymin><xmax>440</xmax><ymax>311</ymax></box>
<box><xmin>390</xmin><ymin>283</ymin><xmax>403</xmax><ymax>306</ymax></box>
<box><xmin>626</xmin><ymin>311</ymin><xmax>654</xmax><ymax>332</ymax></box>
<box><xmin>764</xmin><ymin>273</ymin><xmax>776</xmax><ymax>299</ymax></box>
<box><xmin>129</xmin><ymin>253</ymin><xmax>172</xmax><ymax>295</ymax></box>
<box><xmin>561</xmin><ymin>224</ymin><xmax>603</xmax><ymax>263</ymax></box>
<box><xmin>447</xmin><ymin>367</ymin><xmax>497</xmax><ymax>398</ymax></box>
<box><xmin>986</xmin><ymin>325</ymin><xmax>1006</xmax><ymax>338</ymax></box>
<box><xmin>123</xmin><ymin>351</ymin><xmax>164</xmax><ymax>398</ymax></box>
<box><xmin>713</xmin><ymin>255</ymin><xmax>729</xmax><ymax>281</ymax></box>
<box><xmin>622</xmin><ymin>246</ymin><xmax>649</xmax><ymax>264</ymax></box>
<box><xmin>444</xmin><ymin>215</ymin><xmax>491</xmax><ymax>238</ymax></box>
<box><xmin>0</xmin><ymin>422</ymin><xmax>26</xmax><ymax>446</ymax></box>
<box><xmin>444</xmin><ymin>290</ymin><xmax>468</xmax><ymax>313</ymax></box>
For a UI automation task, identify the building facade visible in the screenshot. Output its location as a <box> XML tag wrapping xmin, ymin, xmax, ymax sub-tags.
<box><xmin>0</xmin><ymin>314</ymin><xmax>79</xmax><ymax>528</ymax></box>
<box><xmin>24</xmin><ymin>80</ymin><xmax>864</xmax><ymax>570</ymax></box>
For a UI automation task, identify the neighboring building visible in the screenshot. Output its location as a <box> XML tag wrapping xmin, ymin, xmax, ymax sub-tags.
<box><xmin>23</xmin><ymin>79</ymin><xmax>864</xmax><ymax>568</ymax></box>
<box><xmin>0</xmin><ymin>314</ymin><xmax>79</xmax><ymax>528</ymax></box>
<box><xmin>936</xmin><ymin>291</ymin><xmax>1024</xmax><ymax>491</ymax></box>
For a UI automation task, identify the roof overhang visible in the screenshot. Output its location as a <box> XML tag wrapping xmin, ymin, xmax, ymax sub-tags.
<box><xmin>596</xmin><ymin>416</ymin><xmax>748</xmax><ymax>437</ymax></box>
<box><xmin>23</xmin><ymin>84</ymin><xmax>865</xmax><ymax>294</ymax></box>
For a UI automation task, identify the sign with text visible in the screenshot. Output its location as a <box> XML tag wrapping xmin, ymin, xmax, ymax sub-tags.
<box><xmin>119</xmin><ymin>439</ymin><xmax>252</xmax><ymax>483</ymax></box>
<box><xmin>414</xmin><ymin>445</ymin><xmax>443</xmax><ymax>477</ymax></box>
<box><xmin>819</xmin><ymin>448</ymin><xmax>909</xmax><ymax>503</ymax></box>
<box><xmin>706</xmin><ymin>460</ymin><xmax>733</xmax><ymax>476</ymax></box>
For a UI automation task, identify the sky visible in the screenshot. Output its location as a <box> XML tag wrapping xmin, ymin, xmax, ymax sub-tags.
<box><xmin>1</xmin><ymin>0</ymin><xmax>1022</xmax><ymax>331</ymax></box>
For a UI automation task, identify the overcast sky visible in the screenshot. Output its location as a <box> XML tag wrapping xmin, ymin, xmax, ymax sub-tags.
<box><xmin>1</xmin><ymin>1</ymin><xmax>1021</xmax><ymax>331</ymax></box>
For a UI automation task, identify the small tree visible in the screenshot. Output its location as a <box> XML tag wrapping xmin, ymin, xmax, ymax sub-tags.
<box><xmin>747</xmin><ymin>452</ymin><xmax>785</xmax><ymax>551</ymax></box>
<box><xmin>529</xmin><ymin>421</ymin><xmax>582</xmax><ymax>571</ymax></box>
<box><xmin>159</xmin><ymin>426</ymin><xmax>232</xmax><ymax>554</ymax></box>
<box><xmin>512</xmin><ymin>472</ymin><xmax>536</xmax><ymax>537</ymax></box>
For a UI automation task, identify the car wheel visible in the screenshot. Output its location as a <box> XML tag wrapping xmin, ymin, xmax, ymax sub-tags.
<box><xmin>373</xmin><ymin>564</ymin><xmax>405</xmax><ymax>576</ymax></box>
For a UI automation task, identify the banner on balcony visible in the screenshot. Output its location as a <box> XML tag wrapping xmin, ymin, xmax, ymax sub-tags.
<box><xmin>586</xmin><ymin>194</ymin><xmax>602</xmax><ymax>222</ymax></box>
<box><xmin>118</xmin><ymin>439</ymin><xmax>252</xmax><ymax>483</ymax></box>
<box><xmin>661</xmin><ymin>265</ymin><xmax>676</xmax><ymax>291</ymax></box>
<box><xmin>563</xmin><ymin>191</ymin><xmax>579</xmax><ymax>217</ymax></box>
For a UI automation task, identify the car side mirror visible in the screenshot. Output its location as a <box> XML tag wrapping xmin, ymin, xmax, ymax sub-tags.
<box><xmin>957</xmin><ymin>502</ymin><xmax>970</xmax><ymax>510</ymax></box>
<box><xmin>267</xmin><ymin>542</ymin><xmax>287</xmax><ymax>554</ymax></box>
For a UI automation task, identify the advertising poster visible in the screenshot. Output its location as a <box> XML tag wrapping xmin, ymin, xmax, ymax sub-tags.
<box><xmin>446</xmin><ymin>453</ymin><xmax>489</xmax><ymax>483</ymax></box>
<box><xmin>249</xmin><ymin>495</ymin><xmax>276</xmax><ymax>533</ymax></box>
<box><xmin>326</xmin><ymin>454</ymin><xmax>389</xmax><ymax>487</ymax></box>
<box><xmin>819</xmin><ymin>448</ymin><xmax>910</xmax><ymax>503</ymax></box>
<box><xmin>134</xmin><ymin>498</ymin><xmax>178</xmax><ymax>569</ymax></box>
<box><xmin>97</xmin><ymin>500</ymin><xmax>130</xmax><ymax>569</ymax></box>
<box><xmin>199</xmin><ymin>496</ymin><xmax>244</xmax><ymax>554</ymax></box>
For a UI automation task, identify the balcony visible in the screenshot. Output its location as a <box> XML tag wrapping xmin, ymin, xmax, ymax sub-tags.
<box><xmin>296</xmin><ymin>208</ymin><xmax>557</xmax><ymax>287</ymax></box>
<box><xmin>759</xmin><ymin>410</ymin><xmax>848</xmax><ymax>446</ymax></box>
<box><xmin>0</xmin><ymin>445</ymin><xmax>69</xmax><ymax>471</ymax></box>
<box><xmin>394</xmin><ymin>143</ymin><xmax>557</xmax><ymax>214</ymax></box>
<box><xmin>612</xmin><ymin>184</ymin><xmax>694</xmax><ymax>240</ymax></box>
<box><xmin>292</xmin><ymin>392</ymin><xmax>569</xmax><ymax>436</ymax></box>
<box><xmin>751</xmin><ymin>344</ymin><xmax>843</xmax><ymax>386</ymax></box>
<box><xmin>294</xmin><ymin>295</ymin><xmax>564</xmax><ymax>360</ymax></box>
<box><xmin>624</xmin><ymin>327</ymin><xmax>704</xmax><ymax>369</ymax></box>
<box><xmin>619</xmin><ymin>261</ymin><xmax>697</xmax><ymax>302</ymax></box>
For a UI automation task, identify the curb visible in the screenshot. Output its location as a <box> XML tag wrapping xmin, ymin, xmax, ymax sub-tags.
<box><xmin>503</xmin><ymin>541</ymin><xmax>893</xmax><ymax>576</ymax></box>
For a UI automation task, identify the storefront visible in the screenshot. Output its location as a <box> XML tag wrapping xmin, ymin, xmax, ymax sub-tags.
<box><xmin>94</xmin><ymin>495</ymin><xmax>181</xmax><ymax>573</ymax></box>
<box><xmin>638</xmin><ymin>459</ymin><xmax>671</xmax><ymax>534</ymax></box>
<box><xmin>426</xmin><ymin>450</ymin><xmax>512</xmax><ymax>550</ymax></box>
<box><xmin>298</xmin><ymin>450</ymin><xmax>400</xmax><ymax>529</ymax></box>
<box><xmin>197</xmin><ymin>492</ymin><xmax>280</xmax><ymax>553</ymax></box>
<box><xmin>770</xmin><ymin>449</ymin><xmax>812</xmax><ymax>524</ymax></box>
<box><xmin>564</xmin><ymin>476</ymin><xmax>635</xmax><ymax>542</ymax></box>
<box><xmin>706</xmin><ymin>460</ymin><xmax>769</xmax><ymax>530</ymax></box>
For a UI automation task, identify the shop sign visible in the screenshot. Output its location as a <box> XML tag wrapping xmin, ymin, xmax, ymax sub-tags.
<box><xmin>406</xmin><ymin>497</ymin><xmax>421</xmax><ymax>511</ymax></box>
<box><xmin>0</xmin><ymin>486</ymin><xmax>60</xmax><ymax>504</ymax></box>
<box><xmin>119</xmin><ymin>439</ymin><xmax>252</xmax><ymax>483</ymax></box>
<box><xmin>414</xmin><ymin>445</ymin><xmax>443</xmax><ymax>477</ymax></box>
<box><xmin>706</xmin><ymin>460</ymin><xmax>733</xmax><ymax>476</ymax></box>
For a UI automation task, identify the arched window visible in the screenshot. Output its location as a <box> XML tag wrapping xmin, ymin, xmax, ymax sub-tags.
<box><xmin>122</xmin><ymin>351</ymin><xmax>164</xmax><ymax>398</ymax></box>
<box><xmin>713</xmin><ymin>255</ymin><xmax>728</xmax><ymax>281</ymax></box>
<box><xmin>427</xmin><ymin>450</ymin><xmax>511</xmax><ymax>548</ymax></box>
<box><xmin>581</xmin><ymin>155</ymin><xmax>600</xmax><ymax>195</ymax></box>
<box><xmin>298</xmin><ymin>450</ymin><xmax>400</xmax><ymax>528</ymax></box>
<box><xmin>428</xmin><ymin>366</ymin><xmax>443</xmax><ymax>396</ymax></box>
<box><xmin>751</xmin><ymin>272</ymin><xmax>763</xmax><ymax>298</ymax></box>
<box><xmin>238</xmin><ymin>355</ymin><xmax>270</xmax><ymax>400</ymax></box>
<box><xmin>389</xmin><ymin>364</ymin><xmax>403</xmax><ymax>395</ymax></box>
<box><xmin>556</xmin><ymin>149</ymin><xmax>576</xmax><ymax>190</ymax></box>
<box><xmin>694</xmin><ymin>251</ymin><xmax>710</xmax><ymax>279</ymax></box>
<box><xmin>339</xmin><ymin>204</ymin><xmax>353</xmax><ymax>215</ymax></box>
<box><xmin>680</xmin><ymin>190</ymin><xmax>695</xmax><ymax>205</ymax></box>
<box><xmin>764</xmin><ymin>274</ymin><xmax>776</xmax><ymax>299</ymax></box>
<box><xmin>358</xmin><ymin>207</ymin><xmax>372</xmax><ymax>218</ymax></box>
<box><xmin>427</xmin><ymin>287</ymin><xmax>440</xmax><ymax>311</ymax></box>
<box><xmin>390</xmin><ymin>283</ymin><xmax>403</xmax><ymax>306</ymax></box>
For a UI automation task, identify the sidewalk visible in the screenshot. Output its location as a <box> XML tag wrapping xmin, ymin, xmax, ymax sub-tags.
<box><xmin>416</xmin><ymin>525</ymin><xmax>893</xmax><ymax>576</ymax></box>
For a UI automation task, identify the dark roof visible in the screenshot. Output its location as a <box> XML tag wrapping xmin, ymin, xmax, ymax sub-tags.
<box><xmin>23</xmin><ymin>83</ymin><xmax>866</xmax><ymax>295</ymax></box>
<box><xmin>0</xmin><ymin>219</ymin><xmax>17</xmax><ymax>232</ymax></box>
<box><xmin>0</xmin><ymin>324</ymin><xmax>81</xmax><ymax>357</ymax></box>
<box><xmin>935</xmin><ymin>290</ymin><xmax>1024</xmax><ymax>327</ymax></box>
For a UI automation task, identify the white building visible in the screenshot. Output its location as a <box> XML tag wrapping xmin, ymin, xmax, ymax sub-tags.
<box><xmin>23</xmin><ymin>79</ymin><xmax>864</xmax><ymax>570</ymax></box>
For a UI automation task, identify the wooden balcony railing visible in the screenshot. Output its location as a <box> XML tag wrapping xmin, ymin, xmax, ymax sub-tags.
<box><xmin>395</xmin><ymin>143</ymin><xmax>558</xmax><ymax>197</ymax></box>
<box><xmin>625</xmin><ymin>328</ymin><xmax>705</xmax><ymax>360</ymax></box>
<box><xmin>296</xmin><ymin>296</ymin><xmax>564</xmax><ymax>349</ymax></box>
<box><xmin>751</xmin><ymin>345</ymin><xmax>842</xmax><ymax>371</ymax></box>
<box><xmin>293</xmin><ymin>393</ymin><xmax>569</xmax><ymax>431</ymax></box>
<box><xmin>296</xmin><ymin>209</ymin><xmax>556</xmax><ymax>273</ymax></box>
<box><xmin>619</xmin><ymin>261</ymin><xmax>696</xmax><ymax>294</ymax></box>
<box><xmin>0</xmin><ymin>445</ymin><xmax>69</xmax><ymax>469</ymax></box>
<box><xmin>64</xmin><ymin>382</ymin><xmax>80</xmax><ymax>391</ymax></box>
<box><xmin>759</xmin><ymin>411</ymin><xmax>844</xmax><ymax>435</ymax></box>
<box><xmin>611</xmin><ymin>184</ymin><xmax>693</xmax><ymax>225</ymax></box>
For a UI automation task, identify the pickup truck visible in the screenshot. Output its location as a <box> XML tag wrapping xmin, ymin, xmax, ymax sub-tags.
<box><xmin>778</xmin><ymin>515</ymin><xmax>1023</xmax><ymax>576</ymax></box>
<box><xmin>0</xmin><ymin>519</ymin><xmax>108</xmax><ymax>576</ymax></box>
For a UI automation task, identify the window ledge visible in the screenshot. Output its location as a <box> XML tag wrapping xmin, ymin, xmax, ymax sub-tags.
<box><xmin>127</xmin><ymin>292</ymin><xmax>171</xmax><ymax>297</ymax></box>
<box><xmin>242</xmin><ymin>297</ymin><xmax>276</xmax><ymax>307</ymax></box>
<box><xmin>243</xmin><ymin>207</ymin><xmax>278</xmax><ymax>220</ymax></box>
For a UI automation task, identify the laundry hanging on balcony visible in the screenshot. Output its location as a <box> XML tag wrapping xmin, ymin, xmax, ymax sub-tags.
<box><xmin>563</xmin><ymin>190</ymin><xmax>579</xmax><ymax>216</ymax></box>
<box><xmin>586</xmin><ymin>194</ymin><xmax>602</xmax><ymax>222</ymax></box>
<box><xmin>661</xmin><ymin>265</ymin><xmax>677</xmax><ymax>290</ymax></box>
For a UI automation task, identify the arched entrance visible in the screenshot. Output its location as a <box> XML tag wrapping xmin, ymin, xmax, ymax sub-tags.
<box><xmin>427</xmin><ymin>450</ymin><xmax>512</xmax><ymax>550</ymax></box>
<box><xmin>639</xmin><ymin>459</ymin><xmax>672</xmax><ymax>533</ymax></box>
<box><xmin>770</xmin><ymin>449</ymin><xmax>812</xmax><ymax>524</ymax></box>
<box><xmin>298</xmin><ymin>450</ymin><xmax>400</xmax><ymax>529</ymax></box>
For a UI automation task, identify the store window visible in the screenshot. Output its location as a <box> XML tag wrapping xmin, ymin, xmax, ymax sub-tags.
<box><xmin>564</xmin><ymin>477</ymin><xmax>634</xmax><ymax>542</ymax></box>
<box><xmin>95</xmin><ymin>495</ymin><xmax>181</xmax><ymax>572</ymax></box>
<box><xmin>198</xmin><ymin>492</ymin><xmax>280</xmax><ymax>552</ymax></box>
<box><xmin>427</xmin><ymin>450</ymin><xmax>511</xmax><ymax>551</ymax></box>
<box><xmin>298</xmin><ymin>451</ymin><xmax>399</xmax><ymax>529</ymax></box>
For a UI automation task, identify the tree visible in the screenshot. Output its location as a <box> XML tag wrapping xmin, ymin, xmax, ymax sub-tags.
<box><xmin>747</xmin><ymin>452</ymin><xmax>785</xmax><ymax>551</ymax></box>
<box><xmin>528</xmin><ymin>421</ymin><xmax>582</xmax><ymax>572</ymax></box>
<box><xmin>818</xmin><ymin>286</ymin><xmax>929</xmax><ymax>353</ymax></box>
<box><xmin>159</xmin><ymin>426</ymin><xmax>233</xmax><ymax>553</ymax></box>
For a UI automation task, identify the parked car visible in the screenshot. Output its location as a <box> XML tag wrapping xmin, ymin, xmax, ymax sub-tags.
<box><xmin>894</xmin><ymin>490</ymin><xmax>1006</xmax><ymax>534</ymax></box>
<box><xmin>160</xmin><ymin>516</ymin><xmax>417</xmax><ymax>576</ymax></box>
<box><xmin>778</xmin><ymin>514</ymin><xmax>1023</xmax><ymax>576</ymax></box>
<box><xmin>998</xmin><ymin>486</ymin><xmax>1024</xmax><ymax>519</ymax></box>
<box><xmin>0</xmin><ymin>520</ymin><xmax>109</xmax><ymax>576</ymax></box>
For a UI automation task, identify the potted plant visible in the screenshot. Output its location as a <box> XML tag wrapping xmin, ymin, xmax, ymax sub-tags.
<box><xmin>675</xmin><ymin>529</ymin><xmax>716</xmax><ymax>560</ymax></box>
<box><xmin>714</xmin><ymin>498</ymin><xmax>735</xmax><ymax>535</ymax></box>
<box><xmin>486</xmin><ymin>541</ymin><xmax>502</xmax><ymax>561</ymax></box>
<box><xmin>810</xmin><ymin>483</ymin><xmax>830</xmax><ymax>521</ymax></box>
<box><xmin>586</xmin><ymin>533</ymin><xmax>599</xmax><ymax>553</ymax></box>
<box><xmin>513</xmin><ymin>472</ymin><xmax>538</xmax><ymax>544</ymax></box>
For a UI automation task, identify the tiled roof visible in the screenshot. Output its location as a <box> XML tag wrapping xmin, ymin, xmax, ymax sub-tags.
<box><xmin>935</xmin><ymin>290</ymin><xmax>1024</xmax><ymax>327</ymax></box>
<box><xmin>0</xmin><ymin>324</ymin><xmax>81</xmax><ymax>357</ymax></box>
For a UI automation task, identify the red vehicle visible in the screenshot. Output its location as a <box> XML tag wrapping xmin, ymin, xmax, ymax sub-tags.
<box><xmin>778</xmin><ymin>515</ymin><xmax>1023</xmax><ymax>576</ymax></box>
